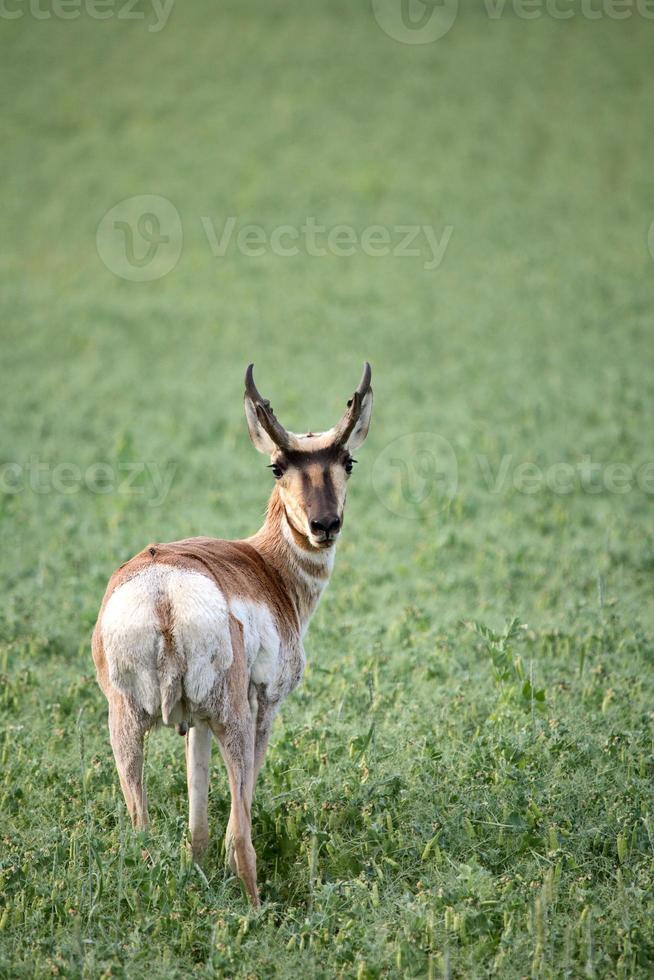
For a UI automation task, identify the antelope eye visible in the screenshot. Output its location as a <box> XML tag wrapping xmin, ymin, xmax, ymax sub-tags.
<box><xmin>344</xmin><ymin>457</ymin><xmax>356</xmax><ymax>475</ymax></box>
<box><xmin>270</xmin><ymin>464</ymin><xmax>284</xmax><ymax>479</ymax></box>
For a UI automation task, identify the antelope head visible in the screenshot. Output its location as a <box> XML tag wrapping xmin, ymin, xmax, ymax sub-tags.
<box><xmin>244</xmin><ymin>362</ymin><xmax>373</xmax><ymax>549</ymax></box>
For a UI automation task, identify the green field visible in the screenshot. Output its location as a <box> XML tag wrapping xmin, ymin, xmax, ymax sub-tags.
<box><xmin>2</xmin><ymin>2</ymin><xmax>654</xmax><ymax>976</ymax></box>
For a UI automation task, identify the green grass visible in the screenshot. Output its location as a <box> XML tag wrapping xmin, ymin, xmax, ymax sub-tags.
<box><xmin>2</xmin><ymin>2</ymin><xmax>654</xmax><ymax>976</ymax></box>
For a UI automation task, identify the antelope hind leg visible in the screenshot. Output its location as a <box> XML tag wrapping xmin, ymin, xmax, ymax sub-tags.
<box><xmin>108</xmin><ymin>694</ymin><xmax>150</xmax><ymax>830</ymax></box>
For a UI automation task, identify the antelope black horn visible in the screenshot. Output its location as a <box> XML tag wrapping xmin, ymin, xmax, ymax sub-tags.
<box><xmin>244</xmin><ymin>364</ymin><xmax>293</xmax><ymax>450</ymax></box>
<box><xmin>333</xmin><ymin>362</ymin><xmax>372</xmax><ymax>445</ymax></box>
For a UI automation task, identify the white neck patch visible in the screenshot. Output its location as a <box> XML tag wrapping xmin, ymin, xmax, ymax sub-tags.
<box><xmin>280</xmin><ymin>513</ymin><xmax>335</xmax><ymax>571</ymax></box>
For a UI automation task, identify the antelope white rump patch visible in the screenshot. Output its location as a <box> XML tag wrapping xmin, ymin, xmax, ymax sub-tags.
<box><xmin>101</xmin><ymin>564</ymin><xmax>231</xmax><ymax>716</ymax></box>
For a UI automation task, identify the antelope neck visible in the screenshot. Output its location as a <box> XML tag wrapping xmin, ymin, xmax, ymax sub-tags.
<box><xmin>248</xmin><ymin>486</ymin><xmax>335</xmax><ymax>632</ymax></box>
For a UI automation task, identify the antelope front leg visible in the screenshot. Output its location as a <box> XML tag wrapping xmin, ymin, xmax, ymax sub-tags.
<box><xmin>220</xmin><ymin>697</ymin><xmax>277</xmax><ymax>899</ymax></box>
<box><xmin>213</xmin><ymin>720</ymin><xmax>259</xmax><ymax>908</ymax></box>
<box><xmin>223</xmin><ymin>692</ymin><xmax>276</xmax><ymax>878</ymax></box>
<box><xmin>185</xmin><ymin>721</ymin><xmax>212</xmax><ymax>860</ymax></box>
<box><xmin>219</xmin><ymin>690</ymin><xmax>275</xmax><ymax>882</ymax></box>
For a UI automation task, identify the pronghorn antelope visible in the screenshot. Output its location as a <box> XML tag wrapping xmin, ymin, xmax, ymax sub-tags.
<box><xmin>92</xmin><ymin>363</ymin><xmax>373</xmax><ymax>906</ymax></box>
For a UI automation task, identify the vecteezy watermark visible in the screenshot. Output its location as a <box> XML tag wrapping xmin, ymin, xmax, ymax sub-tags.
<box><xmin>96</xmin><ymin>196</ymin><xmax>454</xmax><ymax>279</ymax></box>
<box><xmin>372</xmin><ymin>432</ymin><xmax>459</xmax><ymax>518</ymax></box>
<box><xmin>200</xmin><ymin>216</ymin><xmax>453</xmax><ymax>270</ymax></box>
<box><xmin>648</xmin><ymin>218</ymin><xmax>654</xmax><ymax>263</ymax></box>
<box><xmin>371</xmin><ymin>436</ymin><xmax>654</xmax><ymax>518</ymax></box>
<box><xmin>372</xmin><ymin>0</ymin><xmax>459</xmax><ymax>44</ymax></box>
<box><xmin>486</xmin><ymin>0</ymin><xmax>654</xmax><ymax>18</ymax></box>
<box><xmin>477</xmin><ymin>455</ymin><xmax>654</xmax><ymax>495</ymax></box>
<box><xmin>372</xmin><ymin>0</ymin><xmax>654</xmax><ymax>43</ymax></box>
<box><xmin>0</xmin><ymin>0</ymin><xmax>174</xmax><ymax>31</ymax></box>
<box><xmin>484</xmin><ymin>0</ymin><xmax>654</xmax><ymax>19</ymax></box>
<box><xmin>0</xmin><ymin>457</ymin><xmax>177</xmax><ymax>507</ymax></box>
<box><xmin>96</xmin><ymin>195</ymin><xmax>183</xmax><ymax>281</ymax></box>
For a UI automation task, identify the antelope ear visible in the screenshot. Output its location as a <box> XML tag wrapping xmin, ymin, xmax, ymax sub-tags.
<box><xmin>346</xmin><ymin>386</ymin><xmax>373</xmax><ymax>451</ymax></box>
<box><xmin>244</xmin><ymin>396</ymin><xmax>278</xmax><ymax>454</ymax></box>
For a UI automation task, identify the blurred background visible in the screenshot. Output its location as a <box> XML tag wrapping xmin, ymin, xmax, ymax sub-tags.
<box><xmin>2</xmin><ymin>1</ymin><xmax>654</xmax><ymax>976</ymax></box>
<box><xmin>3</xmin><ymin>1</ymin><xmax>653</xmax><ymax>642</ymax></box>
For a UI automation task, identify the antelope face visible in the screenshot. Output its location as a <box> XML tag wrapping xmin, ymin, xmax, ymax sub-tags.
<box><xmin>271</xmin><ymin>442</ymin><xmax>351</xmax><ymax>548</ymax></box>
<box><xmin>244</xmin><ymin>363</ymin><xmax>373</xmax><ymax>550</ymax></box>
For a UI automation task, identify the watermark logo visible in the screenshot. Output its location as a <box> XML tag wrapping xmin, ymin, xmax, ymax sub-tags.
<box><xmin>477</xmin><ymin>454</ymin><xmax>654</xmax><ymax>496</ymax></box>
<box><xmin>483</xmin><ymin>0</ymin><xmax>654</xmax><ymax>20</ymax></box>
<box><xmin>371</xmin><ymin>436</ymin><xmax>654</xmax><ymax>519</ymax></box>
<box><xmin>372</xmin><ymin>0</ymin><xmax>654</xmax><ymax>43</ymax></box>
<box><xmin>372</xmin><ymin>432</ymin><xmax>459</xmax><ymax>518</ymax></box>
<box><xmin>201</xmin><ymin>216</ymin><xmax>453</xmax><ymax>270</ymax></box>
<box><xmin>371</xmin><ymin>0</ymin><xmax>459</xmax><ymax>43</ymax></box>
<box><xmin>0</xmin><ymin>456</ymin><xmax>176</xmax><ymax>507</ymax></box>
<box><xmin>96</xmin><ymin>200</ymin><xmax>454</xmax><ymax>280</ymax></box>
<box><xmin>0</xmin><ymin>0</ymin><xmax>174</xmax><ymax>31</ymax></box>
<box><xmin>96</xmin><ymin>195</ymin><xmax>183</xmax><ymax>282</ymax></box>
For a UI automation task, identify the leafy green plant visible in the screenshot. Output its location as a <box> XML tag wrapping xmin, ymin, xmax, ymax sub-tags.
<box><xmin>464</xmin><ymin>617</ymin><xmax>547</xmax><ymax>714</ymax></box>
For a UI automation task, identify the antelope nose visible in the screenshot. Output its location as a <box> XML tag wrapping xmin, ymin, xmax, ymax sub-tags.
<box><xmin>310</xmin><ymin>515</ymin><xmax>341</xmax><ymax>537</ymax></box>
